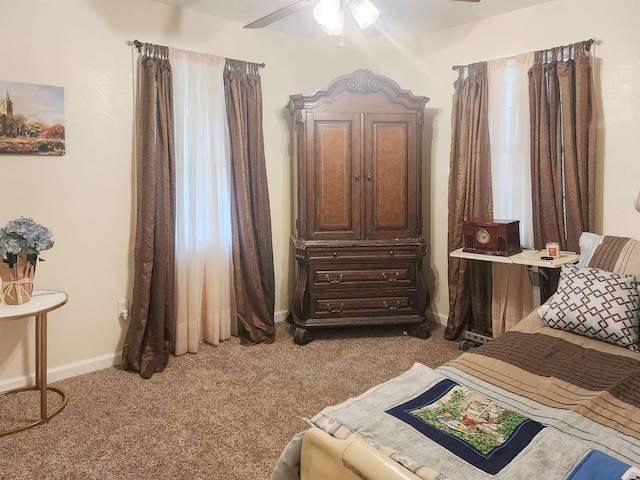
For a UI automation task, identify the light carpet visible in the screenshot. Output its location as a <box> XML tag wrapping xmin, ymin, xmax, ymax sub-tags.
<box><xmin>0</xmin><ymin>321</ymin><xmax>461</xmax><ymax>480</ymax></box>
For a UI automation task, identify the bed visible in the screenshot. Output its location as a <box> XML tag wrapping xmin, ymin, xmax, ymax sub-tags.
<box><xmin>272</xmin><ymin>233</ymin><xmax>640</xmax><ymax>480</ymax></box>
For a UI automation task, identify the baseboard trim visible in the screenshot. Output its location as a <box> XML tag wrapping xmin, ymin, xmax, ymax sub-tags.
<box><xmin>274</xmin><ymin>309</ymin><xmax>288</xmax><ymax>323</ymax></box>
<box><xmin>434</xmin><ymin>312</ymin><xmax>447</xmax><ymax>326</ymax></box>
<box><xmin>2</xmin><ymin>310</ymin><xmax>291</xmax><ymax>390</ymax></box>
<box><xmin>0</xmin><ymin>352</ymin><xmax>122</xmax><ymax>391</ymax></box>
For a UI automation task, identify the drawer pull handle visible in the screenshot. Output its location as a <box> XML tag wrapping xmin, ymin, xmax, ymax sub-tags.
<box><xmin>326</xmin><ymin>302</ymin><xmax>344</xmax><ymax>313</ymax></box>
<box><xmin>333</xmin><ymin>252</ymin><xmax>338</xmax><ymax>258</ymax></box>
<box><xmin>354</xmin><ymin>170</ymin><xmax>360</xmax><ymax>181</ymax></box>
<box><xmin>383</xmin><ymin>300</ymin><xmax>401</xmax><ymax>311</ymax></box>
<box><xmin>389</xmin><ymin>250</ymin><xmax>394</xmax><ymax>256</ymax></box>
<box><xmin>382</xmin><ymin>272</ymin><xmax>400</xmax><ymax>282</ymax></box>
<box><xmin>325</xmin><ymin>274</ymin><xmax>343</xmax><ymax>284</ymax></box>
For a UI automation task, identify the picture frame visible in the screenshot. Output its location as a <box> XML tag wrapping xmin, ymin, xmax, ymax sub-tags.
<box><xmin>0</xmin><ymin>80</ymin><xmax>65</xmax><ymax>156</ymax></box>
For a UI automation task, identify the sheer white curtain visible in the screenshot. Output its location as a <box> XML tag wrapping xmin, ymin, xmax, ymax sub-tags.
<box><xmin>170</xmin><ymin>48</ymin><xmax>236</xmax><ymax>355</ymax></box>
<box><xmin>488</xmin><ymin>53</ymin><xmax>535</xmax><ymax>336</ymax></box>
<box><xmin>488</xmin><ymin>53</ymin><xmax>535</xmax><ymax>246</ymax></box>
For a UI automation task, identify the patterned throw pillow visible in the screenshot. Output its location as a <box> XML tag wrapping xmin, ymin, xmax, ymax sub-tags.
<box><xmin>541</xmin><ymin>264</ymin><xmax>640</xmax><ymax>347</ymax></box>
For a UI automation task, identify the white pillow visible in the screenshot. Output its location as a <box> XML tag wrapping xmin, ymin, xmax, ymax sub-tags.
<box><xmin>575</xmin><ymin>232</ymin><xmax>604</xmax><ymax>268</ymax></box>
<box><xmin>541</xmin><ymin>264</ymin><xmax>640</xmax><ymax>347</ymax></box>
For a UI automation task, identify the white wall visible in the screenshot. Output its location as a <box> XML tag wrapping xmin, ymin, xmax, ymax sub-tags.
<box><xmin>1</xmin><ymin>0</ymin><xmax>639</xmax><ymax>386</ymax></box>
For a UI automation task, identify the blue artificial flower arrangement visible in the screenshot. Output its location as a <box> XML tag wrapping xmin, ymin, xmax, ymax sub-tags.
<box><xmin>0</xmin><ymin>217</ymin><xmax>54</xmax><ymax>268</ymax></box>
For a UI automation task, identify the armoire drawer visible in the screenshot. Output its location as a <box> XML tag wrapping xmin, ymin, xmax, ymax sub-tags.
<box><xmin>310</xmin><ymin>263</ymin><xmax>415</xmax><ymax>289</ymax></box>
<box><xmin>307</xmin><ymin>246</ymin><xmax>418</xmax><ymax>262</ymax></box>
<box><xmin>309</xmin><ymin>291</ymin><xmax>417</xmax><ymax>318</ymax></box>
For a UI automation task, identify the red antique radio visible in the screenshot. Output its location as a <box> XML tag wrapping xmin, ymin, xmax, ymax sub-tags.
<box><xmin>462</xmin><ymin>219</ymin><xmax>522</xmax><ymax>257</ymax></box>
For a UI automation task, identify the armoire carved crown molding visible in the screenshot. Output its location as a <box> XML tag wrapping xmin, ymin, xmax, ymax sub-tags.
<box><xmin>288</xmin><ymin>70</ymin><xmax>429</xmax><ymax>114</ymax></box>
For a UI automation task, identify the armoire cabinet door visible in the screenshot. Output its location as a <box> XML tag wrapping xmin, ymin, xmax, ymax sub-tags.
<box><xmin>306</xmin><ymin>113</ymin><xmax>362</xmax><ymax>240</ymax></box>
<box><xmin>364</xmin><ymin>113</ymin><xmax>418</xmax><ymax>239</ymax></box>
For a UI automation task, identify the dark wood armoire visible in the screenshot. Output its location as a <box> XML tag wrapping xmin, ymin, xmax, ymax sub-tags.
<box><xmin>288</xmin><ymin>70</ymin><xmax>431</xmax><ymax>344</ymax></box>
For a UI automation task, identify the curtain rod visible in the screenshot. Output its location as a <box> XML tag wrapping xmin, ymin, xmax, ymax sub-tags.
<box><xmin>451</xmin><ymin>38</ymin><xmax>596</xmax><ymax>70</ymax></box>
<box><xmin>132</xmin><ymin>40</ymin><xmax>266</xmax><ymax>68</ymax></box>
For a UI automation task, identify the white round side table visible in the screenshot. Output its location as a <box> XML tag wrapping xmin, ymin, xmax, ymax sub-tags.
<box><xmin>0</xmin><ymin>290</ymin><xmax>68</xmax><ymax>436</ymax></box>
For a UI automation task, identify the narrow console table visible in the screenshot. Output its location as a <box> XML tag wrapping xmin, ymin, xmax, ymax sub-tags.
<box><xmin>0</xmin><ymin>290</ymin><xmax>68</xmax><ymax>436</ymax></box>
<box><xmin>449</xmin><ymin>249</ymin><xmax>579</xmax><ymax>349</ymax></box>
<box><xmin>450</xmin><ymin>248</ymin><xmax>579</xmax><ymax>306</ymax></box>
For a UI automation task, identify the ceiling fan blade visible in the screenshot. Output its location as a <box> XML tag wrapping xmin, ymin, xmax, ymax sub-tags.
<box><xmin>244</xmin><ymin>0</ymin><xmax>318</xmax><ymax>29</ymax></box>
<box><xmin>363</xmin><ymin>15</ymin><xmax>390</xmax><ymax>37</ymax></box>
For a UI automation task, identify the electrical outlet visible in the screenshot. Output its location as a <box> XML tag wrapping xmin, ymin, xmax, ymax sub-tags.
<box><xmin>117</xmin><ymin>300</ymin><xmax>129</xmax><ymax>320</ymax></box>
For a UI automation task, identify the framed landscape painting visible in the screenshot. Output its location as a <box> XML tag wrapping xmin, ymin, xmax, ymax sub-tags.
<box><xmin>0</xmin><ymin>80</ymin><xmax>65</xmax><ymax>156</ymax></box>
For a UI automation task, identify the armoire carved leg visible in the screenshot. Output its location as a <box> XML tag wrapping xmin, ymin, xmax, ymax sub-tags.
<box><xmin>407</xmin><ymin>323</ymin><xmax>431</xmax><ymax>340</ymax></box>
<box><xmin>294</xmin><ymin>327</ymin><xmax>313</xmax><ymax>345</ymax></box>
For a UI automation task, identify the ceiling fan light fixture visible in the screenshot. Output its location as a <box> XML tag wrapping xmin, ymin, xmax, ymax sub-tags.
<box><xmin>320</xmin><ymin>9</ymin><xmax>344</xmax><ymax>35</ymax></box>
<box><xmin>313</xmin><ymin>0</ymin><xmax>344</xmax><ymax>36</ymax></box>
<box><xmin>350</xmin><ymin>0</ymin><xmax>380</xmax><ymax>30</ymax></box>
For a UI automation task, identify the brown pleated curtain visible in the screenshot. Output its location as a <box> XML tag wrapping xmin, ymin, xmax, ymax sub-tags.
<box><xmin>445</xmin><ymin>63</ymin><xmax>494</xmax><ymax>341</ymax></box>
<box><xmin>223</xmin><ymin>59</ymin><xmax>276</xmax><ymax>346</ymax></box>
<box><xmin>122</xmin><ymin>43</ymin><xmax>176</xmax><ymax>378</ymax></box>
<box><xmin>529</xmin><ymin>42</ymin><xmax>597</xmax><ymax>253</ymax></box>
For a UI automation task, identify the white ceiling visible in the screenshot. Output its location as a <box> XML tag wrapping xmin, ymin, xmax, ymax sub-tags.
<box><xmin>149</xmin><ymin>0</ymin><xmax>553</xmax><ymax>41</ymax></box>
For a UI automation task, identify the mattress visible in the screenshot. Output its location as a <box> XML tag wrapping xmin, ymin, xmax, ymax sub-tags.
<box><xmin>272</xmin><ymin>233</ymin><xmax>640</xmax><ymax>480</ymax></box>
<box><xmin>273</xmin><ymin>309</ymin><xmax>640</xmax><ymax>480</ymax></box>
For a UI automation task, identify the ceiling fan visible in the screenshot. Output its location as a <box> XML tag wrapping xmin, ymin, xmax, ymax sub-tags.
<box><xmin>244</xmin><ymin>0</ymin><xmax>481</xmax><ymax>40</ymax></box>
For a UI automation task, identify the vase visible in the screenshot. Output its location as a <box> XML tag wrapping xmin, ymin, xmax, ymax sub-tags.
<box><xmin>0</xmin><ymin>252</ymin><xmax>37</xmax><ymax>305</ymax></box>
